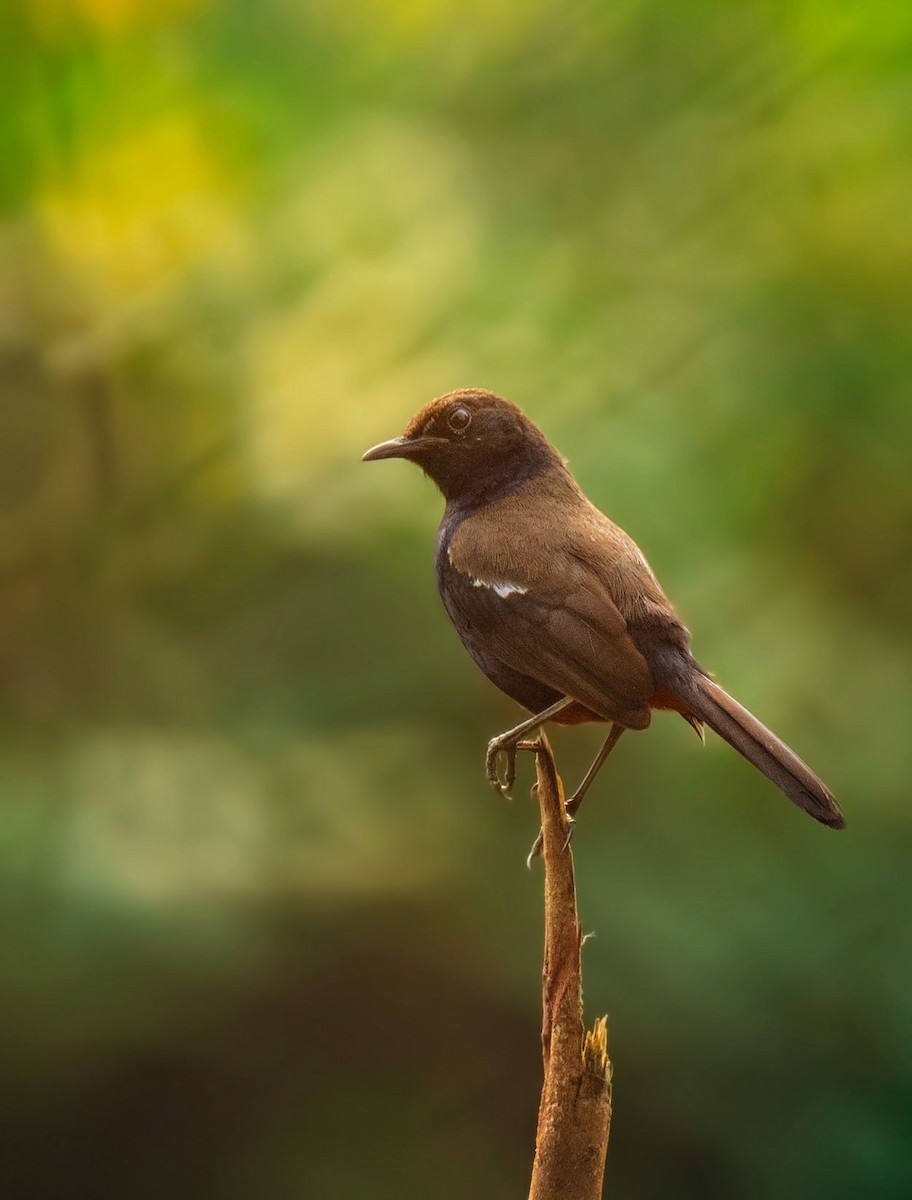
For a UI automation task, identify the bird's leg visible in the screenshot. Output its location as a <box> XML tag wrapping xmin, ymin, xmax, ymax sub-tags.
<box><xmin>486</xmin><ymin>697</ymin><xmax>575</xmax><ymax>798</ymax></box>
<box><xmin>526</xmin><ymin>723</ymin><xmax>625</xmax><ymax>866</ymax></box>
<box><xmin>565</xmin><ymin>722</ymin><xmax>625</xmax><ymax>819</ymax></box>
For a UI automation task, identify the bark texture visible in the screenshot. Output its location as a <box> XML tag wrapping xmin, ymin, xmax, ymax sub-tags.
<box><xmin>528</xmin><ymin>736</ymin><xmax>612</xmax><ymax>1200</ymax></box>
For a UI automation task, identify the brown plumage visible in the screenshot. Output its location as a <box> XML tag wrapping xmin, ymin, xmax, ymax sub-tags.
<box><xmin>363</xmin><ymin>388</ymin><xmax>845</xmax><ymax>830</ymax></box>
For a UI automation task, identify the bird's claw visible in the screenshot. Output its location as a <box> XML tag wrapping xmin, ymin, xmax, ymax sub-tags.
<box><xmin>526</xmin><ymin>830</ymin><xmax>544</xmax><ymax>869</ymax></box>
<box><xmin>561</xmin><ymin>816</ymin><xmax>576</xmax><ymax>853</ymax></box>
<box><xmin>487</xmin><ymin>734</ymin><xmax>545</xmax><ymax>798</ymax></box>
<box><xmin>486</xmin><ymin>737</ymin><xmax>517</xmax><ymax>797</ymax></box>
<box><xmin>526</xmin><ymin>814</ymin><xmax>575</xmax><ymax>867</ymax></box>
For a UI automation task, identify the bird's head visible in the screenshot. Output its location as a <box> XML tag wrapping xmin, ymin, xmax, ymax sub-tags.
<box><xmin>362</xmin><ymin>388</ymin><xmax>561</xmax><ymax>503</ymax></box>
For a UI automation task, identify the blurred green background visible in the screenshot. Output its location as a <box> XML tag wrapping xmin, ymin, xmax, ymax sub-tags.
<box><xmin>2</xmin><ymin>1</ymin><xmax>911</xmax><ymax>1197</ymax></box>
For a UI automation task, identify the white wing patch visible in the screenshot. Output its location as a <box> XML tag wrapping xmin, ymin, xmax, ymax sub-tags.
<box><xmin>471</xmin><ymin>578</ymin><xmax>528</xmax><ymax>598</ymax></box>
<box><xmin>447</xmin><ymin>548</ymin><xmax>527</xmax><ymax>597</ymax></box>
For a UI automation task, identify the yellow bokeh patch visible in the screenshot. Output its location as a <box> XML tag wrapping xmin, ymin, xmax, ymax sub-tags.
<box><xmin>29</xmin><ymin>0</ymin><xmax>203</xmax><ymax>37</ymax></box>
<box><xmin>38</xmin><ymin>115</ymin><xmax>246</xmax><ymax>303</ymax></box>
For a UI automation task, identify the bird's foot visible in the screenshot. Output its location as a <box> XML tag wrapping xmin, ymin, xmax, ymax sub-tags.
<box><xmin>486</xmin><ymin>734</ymin><xmax>517</xmax><ymax>798</ymax></box>
<box><xmin>565</xmin><ymin>789</ymin><xmax>583</xmax><ymax>820</ymax></box>
<box><xmin>516</xmin><ymin>739</ymin><xmax>543</xmax><ymax>751</ymax></box>
<box><xmin>486</xmin><ymin>736</ymin><xmax>541</xmax><ymax>799</ymax></box>
<box><xmin>526</xmin><ymin>813</ymin><xmax>576</xmax><ymax>868</ymax></box>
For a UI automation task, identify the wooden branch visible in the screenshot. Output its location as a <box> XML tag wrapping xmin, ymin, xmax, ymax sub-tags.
<box><xmin>528</xmin><ymin>735</ymin><xmax>612</xmax><ymax>1200</ymax></box>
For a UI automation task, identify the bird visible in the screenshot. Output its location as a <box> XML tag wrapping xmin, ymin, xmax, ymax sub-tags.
<box><xmin>363</xmin><ymin>388</ymin><xmax>845</xmax><ymax>845</ymax></box>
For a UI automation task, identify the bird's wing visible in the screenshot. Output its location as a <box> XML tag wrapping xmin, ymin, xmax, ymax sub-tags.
<box><xmin>445</xmin><ymin>516</ymin><xmax>654</xmax><ymax>727</ymax></box>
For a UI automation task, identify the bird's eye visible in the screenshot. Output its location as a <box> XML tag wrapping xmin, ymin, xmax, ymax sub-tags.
<box><xmin>447</xmin><ymin>406</ymin><xmax>472</xmax><ymax>434</ymax></box>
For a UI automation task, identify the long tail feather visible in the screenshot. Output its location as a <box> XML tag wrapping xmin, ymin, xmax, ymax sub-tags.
<box><xmin>680</xmin><ymin>673</ymin><xmax>844</xmax><ymax>829</ymax></box>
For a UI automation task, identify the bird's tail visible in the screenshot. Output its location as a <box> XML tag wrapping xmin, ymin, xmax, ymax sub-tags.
<box><xmin>679</xmin><ymin>672</ymin><xmax>845</xmax><ymax>829</ymax></box>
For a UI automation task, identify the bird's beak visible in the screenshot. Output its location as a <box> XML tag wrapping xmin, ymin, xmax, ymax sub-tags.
<box><xmin>361</xmin><ymin>435</ymin><xmax>442</xmax><ymax>462</ymax></box>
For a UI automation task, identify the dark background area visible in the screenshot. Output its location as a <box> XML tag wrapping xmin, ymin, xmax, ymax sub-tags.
<box><xmin>1</xmin><ymin>1</ymin><xmax>911</xmax><ymax>1196</ymax></box>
